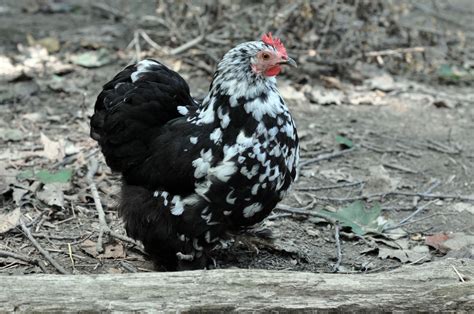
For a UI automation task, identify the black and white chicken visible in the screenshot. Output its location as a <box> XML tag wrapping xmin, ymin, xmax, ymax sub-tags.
<box><xmin>90</xmin><ymin>33</ymin><xmax>299</xmax><ymax>270</ymax></box>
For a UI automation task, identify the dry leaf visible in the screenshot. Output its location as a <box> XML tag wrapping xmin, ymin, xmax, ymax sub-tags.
<box><xmin>425</xmin><ymin>233</ymin><xmax>450</xmax><ymax>253</ymax></box>
<box><xmin>100</xmin><ymin>243</ymin><xmax>126</xmax><ymax>259</ymax></box>
<box><xmin>80</xmin><ymin>240</ymin><xmax>126</xmax><ymax>259</ymax></box>
<box><xmin>378</xmin><ymin>245</ymin><xmax>430</xmax><ymax>263</ymax></box>
<box><xmin>80</xmin><ymin>239</ymin><xmax>98</xmax><ymax>257</ymax></box>
<box><xmin>40</xmin><ymin>133</ymin><xmax>65</xmax><ymax>161</ymax></box>
<box><xmin>0</xmin><ymin>208</ymin><xmax>21</xmax><ymax>234</ymax></box>
<box><xmin>36</xmin><ymin>183</ymin><xmax>65</xmax><ymax>208</ymax></box>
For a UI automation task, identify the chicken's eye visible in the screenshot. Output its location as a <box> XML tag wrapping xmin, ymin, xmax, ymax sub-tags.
<box><xmin>262</xmin><ymin>53</ymin><xmax>271</xmax><ymax>60</ymax></box>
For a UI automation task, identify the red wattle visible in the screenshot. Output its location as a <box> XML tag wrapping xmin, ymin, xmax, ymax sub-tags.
<box><xmin>264</xmin><ymin>66</ymin><xmax>281</xmax><ymax>77</ymax></box>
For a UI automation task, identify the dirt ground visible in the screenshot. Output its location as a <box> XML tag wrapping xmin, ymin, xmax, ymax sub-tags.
<box><xmin>0</xmin><ymin>1</ymin><xmax>473</xmax><ymax>275</ymax></box>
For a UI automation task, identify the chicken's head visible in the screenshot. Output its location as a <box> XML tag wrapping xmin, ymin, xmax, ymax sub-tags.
<box><xmin>251</xmin><ymin>33</ymin><xmax>297</xmax><ymax>77</ymax></box>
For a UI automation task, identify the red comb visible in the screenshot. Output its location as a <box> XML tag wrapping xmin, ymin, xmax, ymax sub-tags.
<box><xmin>261</xmin><ymin>33</ymin><xmax>288</xmax><ymax>58</ymax></box>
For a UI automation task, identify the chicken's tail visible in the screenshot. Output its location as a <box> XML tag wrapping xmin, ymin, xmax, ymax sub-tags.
<box><xmin>90</xmin><ymin>59</ymin><xmax>196</xmax><ymax>175</ymax></box>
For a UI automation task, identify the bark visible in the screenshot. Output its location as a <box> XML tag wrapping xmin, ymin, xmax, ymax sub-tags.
<box><xmin>0</xmin><ymin>259</ymin><xmax>472</xmax><ymax>312</ymax></box>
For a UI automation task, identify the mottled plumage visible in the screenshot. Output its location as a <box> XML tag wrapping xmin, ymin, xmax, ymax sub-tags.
<box><xmin>90</xmin><ymin>35</ymin><xmax>299</xmax><ymax>270</ymax></box>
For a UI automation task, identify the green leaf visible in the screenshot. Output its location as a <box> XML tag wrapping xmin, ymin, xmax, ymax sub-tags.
<box><xmin>36</xmin><ymin>169</ymin><xmax>73</xmax><ymax>184</ymax></box>
<box><xmin>335</xmin><ymin>135</ymin><xmax>353</xmax><ymax>148</ymax></box>
<box><xmin>318</xmin><ymin>201</ymin><xmax>385</xmax><ymax>235</ymax></box>
<box><xmin>17</xmin><ymin>168</ymin><xmax>73</xmax><ymax>184</ymax></box>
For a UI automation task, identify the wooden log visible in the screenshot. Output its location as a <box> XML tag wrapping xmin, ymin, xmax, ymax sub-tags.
<box><xmin>0</xmin><ymin>259</ymin><xmax>472</xmax><ymax>312</ymax></box>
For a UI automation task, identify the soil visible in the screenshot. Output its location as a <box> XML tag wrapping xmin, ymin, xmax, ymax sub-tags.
<box><xmin>0</xmin><ymin>0</ymin><xmax>473</xmax><ymax>275</ymax></box>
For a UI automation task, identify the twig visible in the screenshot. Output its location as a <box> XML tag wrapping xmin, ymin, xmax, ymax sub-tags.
<box><xmin>423</xmin><ymin>179</ymin><xmax>441</xmax><ymax>195</ymax></box>
<box><xmin>267</xmin><ymin>212</ymin><xmax>293</xmax><ymax>220</ymax></box>
<box><xmin>91</xmin><ymin>3</ymin><xmax>126</xmax><ymax>20</ymax></box>
<box><xmin>86</xmin><ymin>159</ymin><xmax>143</xmax><ymax>253</ymax></box>
<box><xmin>297</xmin><ymin>181</ymin><xmax>364</xmax><ymax>192</ymax></box>
<box><xmin>389</xmin><ymin>200</ymin><xmax>437</xmax><ymax>230</ymax></box>
<box><xmin>32</xmin><ymin>233</ymin><xmax>83</xmax><ymax>241</ymax></box>
<box><xmin>20</xmin><ymin>218</ymin><xmax>69</xmax><ymax>275</ymax></box>
<box><xmin>275</xmin><ymin>205</ymin><xmax>337</xmax><ymax>225</ymax></box>
<box><xmin>393</xmin><ymin>180</ymin><xmax>439</xmax><ymax>225</ymax></box>
<box><xmin>408</xmin><ymin>255</ymin><xmax>430</xmax><ymax>265</ymax></box>
<box><xmin>390</xmin><ymin>213</ymin><xmax>456</xmax><ymax>229</ymax></box>
<box><xmin>382</xmin><ymin>162</ymin><xmax>418</xmax><ymax>174</ymax></box>
<box><xmin>340</xmin><ymin>231</ymin><xmax>374</xmax><ymax>246</ymax></box>
<box><xmin>87</xmin><ymin>159</ymin><xmax>108</xmax><ymax>253</ymax></box>
<box><xmin>0</xmin><ymin>249</ymin><xmax>48</xmax><ymax>273</ymax></box>
<box><xmin>332</xmin><ymin>223</ymin><xmax>342</xmax><ymax>272</ymax></box>
<box><xmin>309</xmin><ymin>191</ymin><xmax>474</xmax><ymax>203</ymax></box>
<box><xmin>412</xmin><ymin>3</ymin><xmax>467</xmax><ymax>28</ymax></box>
<box><xmin>299</xmin><ymin>147</ymin><xmax>356</xmax><ymax>168</ymax></box>
<box><xmin>134</xmin><ymin>31</ymin><xmax>141</xmax><ymax>63</ymax></box>
<box><xmin>425</xmin><ymin>139</ymin><xmax>460</xmax><ymax>155</ymax></box>
<box><xmin>53</xmin><ymin>148</ymin><xmax>99</xmax><ymax>168</ymax></box>
<box><xmin>139</xmin><ymin>30</ymin><xmax>164</xmax><ymax>51</ymax></box>
<box><xmin>120</xmin><ymin>261</ymin><xmax>138</xmax><ymax>273</ymax></box>
<box><xmin>361</xmin><ymin>143</ymin><xmax>422</xmax><ymax>158</ymax></box>
<box><xmin>67</xmin><ymin>243</ymin><xmax>75</xmax><ymax>271</ymax></box>
<box><xmin>451</xmin><ymin>265</ymin><xmax>466</xmax><ymax>283</ymax></box>
<box><xmin>363</xmin><ymin>47</ymin><xmax>426</xmax><ymax>58</ymax></box>
<box><xmin>170</xmin><ymin>34</ymin><xmax>205</xmax><ymax>55</ymax></box>
<box><xmin>277</xmin><ymin>205</ymin><xmax>344</xmax><ymax>272</ymax></box>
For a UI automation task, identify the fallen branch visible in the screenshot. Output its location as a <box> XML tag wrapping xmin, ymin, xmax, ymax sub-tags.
<box><xmin>0</xmin><ymin>259</ymin><xmax>471</xmax><ymax>311</ymax></box>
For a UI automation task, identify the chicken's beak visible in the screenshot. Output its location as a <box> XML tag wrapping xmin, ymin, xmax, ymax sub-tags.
<box><xmin>279</xmin><ymin>57</ymin><xmax>297</xmax><ymax>68</ymax></box>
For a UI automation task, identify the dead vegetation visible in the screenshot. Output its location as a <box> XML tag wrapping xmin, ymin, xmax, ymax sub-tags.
<box><xmin>0</xmin><ymin>0</ymin><xmax>473</xmax><ymax>277</ymax></box>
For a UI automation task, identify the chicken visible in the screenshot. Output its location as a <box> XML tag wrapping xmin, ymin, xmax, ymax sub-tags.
<box><xmin>90</xmin><ymin>33</ymin><xmax>299</xmax><ymax>270</ymax></box>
